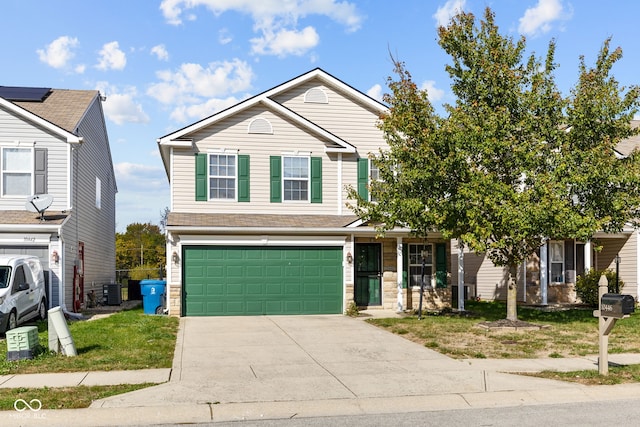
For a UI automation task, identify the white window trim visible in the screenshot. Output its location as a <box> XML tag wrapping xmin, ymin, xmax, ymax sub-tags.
<box><xmin>282</xmin><ymin>155</ymin><xmax>310</xmax><ymax>202</ymax></box>
<box><xmin>550</xmin><ymin>240</ymin><xmax>565</xmax><ymax>284</ymax></box>
<box><xmin>1</xmin><ymin>146</ymin><xmax>34</xmax><ymax>198</ymax></box>
<box><xmin>208</xmin><ymin>152</ymin><xmax>238</xmax><ymax>201</ymax></box>
<box><xmin>408</xmin><ymin>243</ymin><xmax>434</xmax><ymax>289</ymax></box>
<box><xmin>369</xmin><ymin>158</ymin><xmax>381</xmax><ymax>203</ymax></box>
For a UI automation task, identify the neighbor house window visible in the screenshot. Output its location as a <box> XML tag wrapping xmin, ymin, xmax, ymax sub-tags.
<box><xmin>95</xmin><ymin>177</ymin><xmax>101</xmax><ymax>209</ymax></box>
<box><xmin>209</xmin><ymin>154</ymin><xmax>236</xmax><ymax>200</ymax></box>
<box><xmin>550</xmin><ymin>240</ymin><xmax>565</xmax><ymax>283</ymax></box>
<box><xmin>2</xmin><ymin>147</ymin><xmax>32</xmax><ymax>197</ymax></box>
<box><xmin>409</xmin><ymin>244</ymin><xmax>433</xmax><ymax>288</ymax></box>
<box><xmin>283</xmin><ymin>156</ymin><xmax>309</xmax><ymax>201</ymax></box>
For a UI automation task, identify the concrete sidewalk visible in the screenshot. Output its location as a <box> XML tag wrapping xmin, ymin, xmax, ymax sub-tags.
<box><xmin>2</xmin><ymin>314</ymin><xmax>640</xmax><ymax>426</ymax></box>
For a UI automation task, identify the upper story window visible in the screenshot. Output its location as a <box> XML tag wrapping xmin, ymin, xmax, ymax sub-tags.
<box><xmin>369</xmin><ymin>159</ymin><xmax>381</xmax><ymax>202</ymax></box>
<box><xmin>209</xmin><ymin>154</ymin><xmax>236</xmax><ymax>200</ymax></box>
<box><xmin>270</xmin><ymin>155</ymin><xmax>321</xmax><ymax>204</ymax></box>
<box><xmin>2</xmin><ymin>147</ymin><xmax>32</xmax><ymax>197</ymax></box>
<box><xmin>283</xmin><ymin>156</ymin><xmax>309</xmax><ymax>201</ymax></box>
<box><xmin>195</xmin><ymin>152</ymin><xmax>249</xmax><ymax>202</ymax></box>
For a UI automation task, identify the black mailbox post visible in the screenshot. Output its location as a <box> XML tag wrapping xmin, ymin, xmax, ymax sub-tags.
<box><xmin>600</xmin><ymin>293</ymin><xmax>635</xmax><ymax>319</ymax></box>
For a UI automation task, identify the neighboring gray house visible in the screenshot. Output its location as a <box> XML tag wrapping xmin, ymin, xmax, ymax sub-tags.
<box><xmin>0</xmin><ymin>86</ymin><xmax>117</xmax><ymax>312</ymax></box>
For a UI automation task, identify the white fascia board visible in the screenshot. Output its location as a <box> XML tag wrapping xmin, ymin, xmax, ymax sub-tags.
<box><xmin>157</xmin><ymin>68</ymin><xmax>386</xmax><ymax>146</ymax></box>
<box><xmin>0</xmin><ymin>98</ymin><xmax>82</xmax><ymax>144</ymax></box>
<box><xmin>265</xmin><ymin>68</ymin><xmax>388</xmax><ymax>114</ymax></box>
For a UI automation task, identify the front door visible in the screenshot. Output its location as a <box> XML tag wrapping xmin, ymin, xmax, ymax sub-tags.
<box><xmin>354</xmin><ymin>243</ymin><xmax>382</xmax><ymax>306</ymax></box>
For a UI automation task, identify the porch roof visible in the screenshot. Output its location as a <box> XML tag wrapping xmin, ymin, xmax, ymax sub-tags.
<box><xmin>166</xmin><ymin>212</ymin><xmax>360</xmax><ymax>229</ymax></box>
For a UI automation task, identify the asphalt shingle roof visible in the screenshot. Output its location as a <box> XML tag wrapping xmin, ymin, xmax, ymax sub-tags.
<box><xmin>167</xmin><ymin>212</ymin><xmax>359</xmax><ymax>229</ymax></box>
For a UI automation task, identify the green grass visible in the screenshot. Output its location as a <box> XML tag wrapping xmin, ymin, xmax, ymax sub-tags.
<box><xmin>0</xmin><ymin>384</ymin><xmax>155</xmax><ymax>411</ymax></box>
<box><xmin>0</xmin><ymin>307</ymin><xmax>179</xmax><ymax>375</ymax></box>
<box><xmin>0</xmin><ymin>308</ymin><xmax>179</xmax><ymax>410</ymax></box>
<box><xmin>368</xmin><ymin>300</ymin><xmax>640</xmax><ymax>359</ymax></box>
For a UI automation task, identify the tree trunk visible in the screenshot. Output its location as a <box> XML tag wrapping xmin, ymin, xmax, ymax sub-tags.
<box><xmin>506</xmin><ymin>263</ymin><xmax>518</xmax><ymax>321</ymax></box>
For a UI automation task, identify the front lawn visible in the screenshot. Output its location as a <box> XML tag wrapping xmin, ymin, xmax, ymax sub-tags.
<box><xmin>367</xmin><ymin>301</ymin><xmax>640</xmax><ymax>359</ymax></box>
<box><xmin>0</xmin><ymin>307</ymin><xmax>179</xmax><ymax>375</ymax></box>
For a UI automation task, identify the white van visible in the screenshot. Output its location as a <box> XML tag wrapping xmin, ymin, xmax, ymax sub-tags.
<box><xmin>0</xmin><ymin>255</ymin><xmax>47</xmax><ymax>334</ymax></box>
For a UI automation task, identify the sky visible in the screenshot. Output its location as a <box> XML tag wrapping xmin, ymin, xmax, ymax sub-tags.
<box><xmin>2</xmin><ymin>0</ymin><xmax>640</xmax><ymax>232</ymax></box>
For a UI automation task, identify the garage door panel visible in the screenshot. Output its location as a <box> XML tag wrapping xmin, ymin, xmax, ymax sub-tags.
<box><xmin>183</xmin><ymin>246</ymin><xmax>342</xmax><ymax>316</ymax></box>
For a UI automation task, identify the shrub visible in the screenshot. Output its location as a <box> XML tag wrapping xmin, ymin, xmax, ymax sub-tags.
<box><xmin>575</xmin><ymin>268</ymin><xmax>623</xmax><ymax>307</ymax></box>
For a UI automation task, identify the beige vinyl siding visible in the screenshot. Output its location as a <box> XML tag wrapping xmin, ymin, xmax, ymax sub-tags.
<box><xmin>273</xmin><ymin>80</ymin><xmax>387</xmax><ymax>213</ymax></box>
<box><xmin>596</xmin><ymin>234</ymin><xmax>637</xmax><ymax>297</ymax></box>
<box><xmin>172</xmin><ymin>105</ymin><xmax>342</xmax><ymax>215</ymax></box>
<box><xmin>0</xmin><ymin>106</ymin><xmax>70</xmax><ymax>210</ymax></box>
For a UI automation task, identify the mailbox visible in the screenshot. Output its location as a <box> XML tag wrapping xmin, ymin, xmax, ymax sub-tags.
<box><xmin>601</xmin><ymin>293</ymin><xmax>635</xmax><ymax>318</ymax></box>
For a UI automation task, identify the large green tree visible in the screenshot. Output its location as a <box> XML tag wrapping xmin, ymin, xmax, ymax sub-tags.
<box><xmin>116</xmin><ymin>222</ymin><xmax>166</xmax><ymax>280</ymax></box>
<box><xmin>349</xmin><ymin>8</ymin><xmax>640</xmax><ymax>321</ymax></box>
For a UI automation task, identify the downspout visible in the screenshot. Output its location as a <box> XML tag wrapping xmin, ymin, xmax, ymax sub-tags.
<box><xmin>396</xmin><ymin>237</ymin><xmax>403</xmax><ymax>312</ymax></box>
<box><xmin>540</xmin><ymin>240</ymin><xmax>548</xmax><ymax>305</ymax></box>
<box><xmin>457</xmin><ymin>240</ymin><xmax>465</xmax><ymax>311</ymax></box>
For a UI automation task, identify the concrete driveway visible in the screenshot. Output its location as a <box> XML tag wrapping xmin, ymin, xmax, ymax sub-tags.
<box><xmin>95</xmin><ymin>314</ymin><xmax>577</xmax><ymax>417</ymax></box>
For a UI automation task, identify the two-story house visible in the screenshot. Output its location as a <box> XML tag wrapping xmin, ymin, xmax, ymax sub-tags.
<box><xmin>159</xmin><ymin>69</ymin><xmax>453</xmax><ymax>317</ymax></box>
<box><xmin>0</xmin><ymin>86</ymin><xmax>117</xmax><ymax>314</ymax></box>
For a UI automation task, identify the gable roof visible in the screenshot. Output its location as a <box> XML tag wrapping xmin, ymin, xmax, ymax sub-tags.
<box><xmin>0</xmin><ymin>88</ymin><xmax>100</xmax><ymax>144</ymax></box>
<box><xmin>157</xmin><ymin>68</ymin><xmax>388</xmax><ymax>175</ymax></box>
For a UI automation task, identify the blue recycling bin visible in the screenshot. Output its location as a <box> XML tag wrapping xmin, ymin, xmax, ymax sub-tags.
<box><xmin>140</xmin><ymin>279</ymin><xmax>166</xmax><ymax>315</ymax></box>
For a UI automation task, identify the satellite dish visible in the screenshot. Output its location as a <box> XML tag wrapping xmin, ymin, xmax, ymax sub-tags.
<box><xmin>25</xmin><ymin>194</ymin><xmax>53</xmax><ymax>221</ymax></box>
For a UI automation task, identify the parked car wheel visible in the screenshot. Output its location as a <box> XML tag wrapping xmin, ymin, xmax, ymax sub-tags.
<box><xmin>7</xmin><ymin>310</ymin><xmax>17</xmax><ymax>331</ymax></box>
<box><xmin>38</xmin><ymin>299</ymin><xmax>47</xmax><ymax>320</ymax></box>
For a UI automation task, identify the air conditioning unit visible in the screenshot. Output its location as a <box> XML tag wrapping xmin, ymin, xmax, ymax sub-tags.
<box><xmin>103</xmin><ymin>283</ymin><xmax>122</xmax><ymax>306</ymax></box>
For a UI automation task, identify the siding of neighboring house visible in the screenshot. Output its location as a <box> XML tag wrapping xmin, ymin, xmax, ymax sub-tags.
<box><xmin>596</xmin><ymin>234</ymin><xmax>637</xmax><ymax>296</ymax></box>
<box><xmin>0</xmin><ymin>107</ymin><xmax>70</xmax><ymax>210</ymax></box>
<box><xmin>172</xmin><ymin>104</ymin><xmax>346</xmax><ymax>215</ymax></box>
<box><xmin>60</xmin><ymin>97</ymin><xmax>116</xmax><ymax>307</ymax></box>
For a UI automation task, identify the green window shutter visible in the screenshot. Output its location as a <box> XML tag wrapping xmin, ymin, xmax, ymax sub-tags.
<box><xmin>195</xmin><ymin>153</ymin><xmax>207</xmax><ymax>201</ymax></box>
<box><xmin>238</xmin><ymin>155</ymin><xmax>250</xmax><ymax>202</ymax></box>
<box><xmin>310</xmin><ymin>157</ymin><xmax>322</xmax><ymax>203</ymax></box>
<box><xmin>435</xmin><ymin>243</ymin><xmax>447</xmax><ymax>288</ymax></box>
<box><xmin>357</xmin><ymin>158</ymin><xmax>369</xmax><ymax>200</ymax></box>
<box><xmin>34</xmin><ymin>148</ymin><xmax>47</xmax><ymax>195</ymax></box>
<box><xmin>402</xmin><ymin>244</ymin><xmax>409</xmax><ymax>289</ymax></box>
<box><xmin>270</xmin><ymin>156</ymin><xmax>282</xmax><ymax>203</ymax></box>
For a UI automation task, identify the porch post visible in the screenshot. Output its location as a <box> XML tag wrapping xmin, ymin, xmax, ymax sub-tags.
<box><xmin>396</xmin><ymin>237</ymin><xmax>404</xmax><ymax>312</ymax></box>
<box><xmin>457</xmin><ymin>239</ymin><xmax>465</xmax><ymax>311</ymax></box>
<box><xmin>584</xmin><ymin>240</ymin><xmax>592</xmax><ymax>273</ymax></box>
<box><xmin>540</xmin><ymin>240</ymin><xmax>548</xmax><ymax>305</ymax></box>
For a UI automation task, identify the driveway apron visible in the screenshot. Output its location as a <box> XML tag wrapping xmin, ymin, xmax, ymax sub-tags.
<box><xmin>94</xmin><ymin>315</ymin><xmax>575</xmax><ymax>408</ymax></box>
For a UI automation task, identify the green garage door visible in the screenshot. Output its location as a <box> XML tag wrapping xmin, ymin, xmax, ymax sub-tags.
<box><xmin>183</xmin><ymin>246</ymin><xmax>343</xmax><ymax>316</ymax></box>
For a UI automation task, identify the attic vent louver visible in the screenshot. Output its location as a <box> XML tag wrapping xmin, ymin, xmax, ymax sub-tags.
<box><xmin>304</xmin><ymin>88</ymin><xmax>328</xmax><ymax>104</ymax></box>
<box><xmin>248</xmin><ymin>117</ymin><xmax>273</xmax><ymax>134</ymax></box>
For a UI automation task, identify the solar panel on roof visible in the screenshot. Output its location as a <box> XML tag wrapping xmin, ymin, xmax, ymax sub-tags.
<box><xmin>0</xmin><ymin>86</ymin><xmax>51</xmax><ymax>102</ymax></box>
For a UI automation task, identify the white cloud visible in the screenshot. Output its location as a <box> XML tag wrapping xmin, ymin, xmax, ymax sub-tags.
<box><xmin>519</xmin><ymin>0</ymin><xmax>568</xmax><ymax>36</ymax></box>
<box><xmin>115</xmin><ymin>162</ymin><xmax>166</xmax><ymax>190</ymax></box>
<box><xmin>251</xmin><ymin>26</ymin><xmax>319</xmax><ymax>57</ymax></box>
<box><xmin>36</xmin><ymin>36</ymin><xmax>79</xmax><ymax>69</ymax></box>
<box><xmin>151</xmin><ymin>44</ymin><xmax>169</xmax><ymax>61</ymax></box>
<box><xmin>170</xmin><ymin>96</ymin><xmax>244</xmax><ymax>122</ymax></box>
<box><xmin>433</xmin><ymin>0</ymin><xmax>466</xmax><ymax>27</ymax></box>
<box><xmin>367</xmin><ymin>84</ymin><xmax>383</xmax><ymax>102</ymax></box>
<box><xmin>420</xmin><ymin>80</ymin><xmax>445</xmax><ymax>102</ymax></box>
<box><xmin>148</xmin><ymin>59</ymin><xmax>253</xmax><ymax>104</ymax></box>
<box><xmin>95</xmin><ymin>83</ymin><xmax>149</xmax><ymax>125</ymax></box>
<box><xmin>218</xmin><ymin>28</ymin><xmax>233</xmax><ymax>45</ymax></box>
<box><xmin>96</xmin><ymin>41</ymin><xmax>127</xmax><ymax>71</ymax></box>
<box><xmin>159</xmin><ymin>0</ymin><xmax>363</xmax><ymax>57</ymax></box>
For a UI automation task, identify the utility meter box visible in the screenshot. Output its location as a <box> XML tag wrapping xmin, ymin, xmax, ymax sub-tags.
<box><xmin>6</xmin><ymin>325</ymin><xmax>39</xmax><ymax>360</ymax></box>
<box><xmin>601</xmin><ymin>293</ymin><xmax>635</xmax><ymax>319</ymax></box>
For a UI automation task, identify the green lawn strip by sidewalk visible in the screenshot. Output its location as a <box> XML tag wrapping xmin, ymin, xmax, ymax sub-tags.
<box><xmin>530</xmin><ymin>364</ymin><xmax>640</xmax><ymax>385</ymax></box>
<box><xmin>0</xmin><ymin>383</ymin><xmax>156</xmax><ymax>410</ymax></box>
<box><xmin>0</xmin><ymin>307</ymin><xmax>179</xmax><ymax>375</ymax></box>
